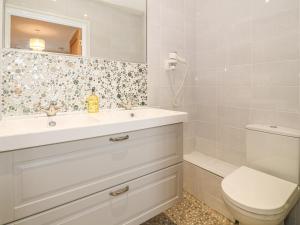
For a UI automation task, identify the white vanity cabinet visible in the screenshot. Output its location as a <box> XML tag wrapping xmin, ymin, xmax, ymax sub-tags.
<box><xmin>0</xmin><ymin>124</ymin><xmax>183</xmax><ymax>225</ymax></box>
<box><xmin>8</xmin><ymin>165</ymin><xmax>182</xmax><ymax>225</ymax></box>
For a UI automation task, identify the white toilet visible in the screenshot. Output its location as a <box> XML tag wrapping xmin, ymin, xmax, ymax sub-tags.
<box><xmin>221</xmin><ymin>124</ymin><xmax>300</xmax><ymax>225</ymax></box>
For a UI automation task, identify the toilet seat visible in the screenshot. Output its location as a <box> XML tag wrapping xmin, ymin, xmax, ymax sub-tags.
<box><xmin>221</xmin><ymin>166</ymin><xmax>298</xmax><ymax>216</ymax></box>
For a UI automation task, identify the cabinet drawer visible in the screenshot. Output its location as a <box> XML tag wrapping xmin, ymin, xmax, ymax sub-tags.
<box><xmin>11</xmin><ymin>124</ymin><xmax>183</xmax><ymax>221</ymax></box>
<box><xmin>9</xmin><ymin>164</ymin><xmax>182</xmax><ymax>225</ymax></box>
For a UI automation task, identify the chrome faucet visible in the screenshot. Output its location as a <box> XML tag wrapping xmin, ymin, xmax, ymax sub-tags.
<box><xmin>38</xmin><ymin>101</ymin><xmax>61</xmax><ymax>117</ymax></box>
<box><xmin>120</xmin><ymin>100</ymin><xmax>133</xmax><ymax>110</ymax></box>
<box><xmin>119</xmin><ymin>96</ymin><xmax>135</xmax><ymax>110</ymax></box>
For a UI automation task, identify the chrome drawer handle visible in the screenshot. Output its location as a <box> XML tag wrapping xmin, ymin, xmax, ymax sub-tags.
<box><xmin>109</xmin><ymin>186</ymin><xmax>129</xmax><ymax>196</ymax></box>
<box><xmin>109</xmin><ymin>135</ymin><xmax>129</xmax><ymax>142</ymax></box>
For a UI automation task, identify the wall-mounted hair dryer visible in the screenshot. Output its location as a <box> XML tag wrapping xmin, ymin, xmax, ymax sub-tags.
<box><xmin>165</xmin><ymin>52</ymin><xmax>187</xmax><ymax>70</ymax></box>
<box><xmin>165</xmin><ymin>52</ymin><xmax>188</xmax><ymax>107</ymax></box>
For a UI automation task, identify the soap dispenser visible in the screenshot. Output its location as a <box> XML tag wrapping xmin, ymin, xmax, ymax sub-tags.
<box><xmin>87</xmin><ymin>87</ymin><xmax>99</xmax><ymax>113</ymax></box>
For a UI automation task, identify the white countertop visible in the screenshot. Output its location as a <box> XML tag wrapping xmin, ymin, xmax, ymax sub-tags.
<box><xmin>0</xmin><ymin>107</ymin><xmax>187</xmax><ymax>152</ymax></box>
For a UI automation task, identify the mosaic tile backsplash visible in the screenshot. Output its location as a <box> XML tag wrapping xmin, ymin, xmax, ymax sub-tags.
<box><xmin>1</xmin><ymin>49</ymin><xmax>147</xmax><ymax>116</ymax></box>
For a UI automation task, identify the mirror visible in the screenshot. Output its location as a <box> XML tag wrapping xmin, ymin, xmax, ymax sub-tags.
<box><xmin>4</xmin><ymin>0</ymin><xmax>147</xmax><ymax>63</ymax></box>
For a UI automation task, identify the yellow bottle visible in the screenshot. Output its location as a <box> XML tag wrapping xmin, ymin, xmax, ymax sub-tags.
<box><xmin>87</xmin><ymin>87</ymin><xmax>99</xmax><ymax>113</ymax></box>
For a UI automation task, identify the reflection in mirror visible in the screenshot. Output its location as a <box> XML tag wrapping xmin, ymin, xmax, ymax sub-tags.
<box><xmin>4</xmin><ymin>0</ymin><xmax>147</xmax><ymax>63</ymax></box>
<box><xmin>11</xmin><ymin>16</ymin><xmax>83</xmax><ymax>55</ymax></box>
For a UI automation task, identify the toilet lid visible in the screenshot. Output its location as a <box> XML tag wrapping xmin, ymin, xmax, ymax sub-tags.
<box><xmin>222</xmin><ymin>166</ymin><xmax>298</xmax><ymax>215</ymax></box>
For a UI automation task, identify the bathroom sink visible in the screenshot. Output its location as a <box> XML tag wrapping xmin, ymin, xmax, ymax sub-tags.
<box><xmin>0</xmin><ymin>113</ymin><xmax>99</xmax><ymax>135</ymax></box>
<box><xmin>48</xmin><ymin>114</ymin><xmax>99</xmax><ymax>128</ymax></box>
<box><xmin>0</xmin><ymin>107</ymin><xmax>187</xmax><ymax>152</ymax></box>
<box><xmin>91</xmin><ymin>108</ymin><xmax>179</xmax><ymax>122</ymax></box>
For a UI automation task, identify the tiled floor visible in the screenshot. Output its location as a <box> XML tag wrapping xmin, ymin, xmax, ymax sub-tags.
<box><xmin>142</xmin><ymin>191</ymin><xmax>234</xmax><ymax>225</ymax></box>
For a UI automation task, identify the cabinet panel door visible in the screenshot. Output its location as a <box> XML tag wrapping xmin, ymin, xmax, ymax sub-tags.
<box><xmin>13</xmin><ymin>124</ymin><xmax>183</xmax><ymax>220</ymax></box>
<box><xmin>0</xmin><ymin>152</ymin><xmax>14</xmax><ymax>224</ymax></box>
<box><xmin>9</xmin><ymin>164</ymin><xmax>182</xmax><ymax>225</ymax></box>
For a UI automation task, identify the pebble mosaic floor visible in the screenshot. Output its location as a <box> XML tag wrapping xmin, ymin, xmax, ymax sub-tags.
<box><xmin>142</xmin><ymin>191</ymin><xmax>234</xmax><ymax>225</ymax></box>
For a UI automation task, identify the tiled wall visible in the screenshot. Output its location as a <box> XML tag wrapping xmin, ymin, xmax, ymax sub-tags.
<box><xmin>192</xmin><ymin>0</ymin><xmax>300</xmax><ymax>166</ymax></box>
<box><xmin>147</xmin><ymin>0</ymin><xmax>197</xmax><ymax>152</ymax></box>
<box><xmin>183</xmin><ymin>161</ymin><xmax>234</xmax><ymax>222</ymax></box>
<box><xmin>148</xmin><ymin>0</ymin><xmax>300</xmax><ymax>163</ymax></box>
<box><xmin>1</xmin><ymin>49</ymin><xmax>147</xmax><ymax>116</ymax></box>
<box><xmin>193</xmin><ymin>0</ymin><xmax>300</xmax><ymax>224</ymax></box>
<box><xmin>147</xmin><ymin>0</ymin><xmax>300</xmax><ymax>223</ymax></box>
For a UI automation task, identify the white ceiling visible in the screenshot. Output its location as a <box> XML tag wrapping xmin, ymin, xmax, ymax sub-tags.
<box><xmin>99</xmin><ymin>0</ymin><xmax>146</xmax><ymax>13</ymax></box>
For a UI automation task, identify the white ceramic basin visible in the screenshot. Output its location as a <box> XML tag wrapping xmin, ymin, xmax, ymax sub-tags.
<box><xmin>0</xmin><ymin>114</ymin><xmax>99</xmax><ymax>135</ymax></box>
<box><xmin>92</xmin><ymin>108</ymin><xmax>182</xmax><ymax>122</ymax></box>
<box><xmin>0</xmin><ymin>107</ymin><xmax>187</xmax><ymax>152</ymax></box>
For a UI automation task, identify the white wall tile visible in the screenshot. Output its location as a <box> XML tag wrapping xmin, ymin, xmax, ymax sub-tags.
<box><xmin>275</xmin><ymin>111</ymin><xmax>300</xmax><ymax>129</ymax></box>
<box><xmin>147</xmin><ymin>0</ymin><xmax>197</xmax><ymax>152</ymax></box>
<box><xmin>147</xmin><ymin>0</ymin><xmax>300</xmax><ymax>221</ymax></box>
<box><xmin>249</xmin><ymin>109</ymin><xmax>278</xmax><ymax>125</ymax></box>
<box><xmin>253</xmin><ymin>33</ymin><xmax>299</xmax><ymax>63</ymax></box>
<box><xmin>197</xmin><ymin>105</ymin><xmax>218</xmax><ymax>123</ymax></box>
<box><xmin>193</xmin><ymin>0</ymin><xmax>300</xmax><ymax>173</ymax></box>
<box><xmin>218</xmin><ymin>107</ymin><xmax>250</xmax><ymax>129</ymax></box>
<box><xmin>195</xmin><ymin>86</ymin><xmax>218</xmax><ymax>106</ymax></box>
<box><xmin>253</xmin><ymin>10</ymin><xmax>298</xmax><ymax>42</ymax></box>
<box><xmin>220</xmin><ymin>65</ymin><xmax>252</xmax><ymax>86</ymax></box>
<box><xmin>252</xmin><ymin>0</ymin><xmax>299</xmax><ymax>19</ymax></box>
<box><xmin>252</xmin><ymin>60</ymin><xmax>300</xmax><ymax>86</ymax></box>
<box><xmin>219</xmin><ymin>85</ymin><xmax>252</xmax><ymax>108</ymax></box>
